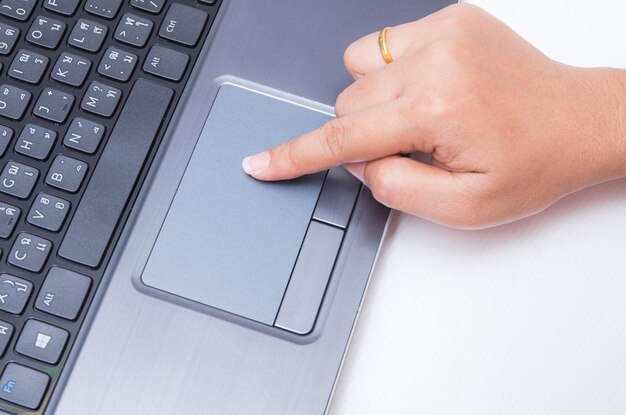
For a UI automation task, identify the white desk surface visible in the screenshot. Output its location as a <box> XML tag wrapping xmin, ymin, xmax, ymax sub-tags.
<box><xmin>330</xmin><ymin>1</ymin><xmax>626</xmax><ymax>414</ymax></box>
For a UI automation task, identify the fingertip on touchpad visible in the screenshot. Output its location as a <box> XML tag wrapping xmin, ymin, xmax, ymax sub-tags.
<box><xmin>141</xmin><ymin>83</ymin><xmax>333</xmax><ymax>326</ymax></box>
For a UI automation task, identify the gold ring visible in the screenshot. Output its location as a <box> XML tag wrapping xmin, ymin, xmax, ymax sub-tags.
<box><xmin>378</xmin><ymin>27</ymin><xmax>393</xmax><ymax>64</ymax></box>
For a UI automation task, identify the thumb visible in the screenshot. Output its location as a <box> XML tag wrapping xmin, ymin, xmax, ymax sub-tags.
<box><xmin>356</xmin><ymin>155</ymin><xmax>481</xmax><ymax>227</ymax></box>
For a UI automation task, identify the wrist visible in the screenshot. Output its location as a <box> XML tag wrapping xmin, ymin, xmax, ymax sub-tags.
<box><xmin>556</xmin><ymin>67</ymin><xmax>626</xmax><ymax>194</ymax></box>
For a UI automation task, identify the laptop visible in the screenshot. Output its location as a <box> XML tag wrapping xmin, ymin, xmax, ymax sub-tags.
<box><xmin>0</xmin><ymin>0</ymin><xmax>453</xmax><ymax>413</ymax></box>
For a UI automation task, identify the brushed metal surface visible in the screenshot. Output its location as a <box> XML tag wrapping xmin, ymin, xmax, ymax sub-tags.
<box><xmin>50</xmin><ymin>0</ymin><xmax>452</xmax><ymax>414</ymax></box>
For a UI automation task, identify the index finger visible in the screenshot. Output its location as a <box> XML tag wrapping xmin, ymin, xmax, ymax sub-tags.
<box><xmin>242</xmin><ymin>101</ymin><xmax>434</xmax><ymax>181</ymax></box>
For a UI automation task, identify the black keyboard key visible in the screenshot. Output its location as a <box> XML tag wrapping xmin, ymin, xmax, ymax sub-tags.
<box><xmin>85</xmin><ymin>0</ymin><xmax>122</xmax><ymax>19</ymax></box>
<box><xmin>81</xmin><ymin>81</ymin><xmax>122</xmax><ymax>117</ymax></box>
<box><xmin>44</xmin><ymin>0</ymin><xmax>81</xmax><ymax>16</ymax></box>
<box><xmin>8</xmin><ymin>233</ymin><xmax>52</xmax><ymax>272</ymax></box>
<box><xmin>0</xmin><ymin>84</ymin><xmax>31</xmax><ymax>120</ymax></box>
<box><xmin>98</xmin><ymin>47</ymin><xmax>138</xmax><ymax>82</ymax></box>
<box><xmin>0</xmin><ymin>363</ymin><xmax>49</xmax><ymax>409</ymax></box>
<box><xmin>0</xmin><ymin>320</ymin><xmax>14</xmax><ymax>356</ymax></box>
<box><xmin>0</xmin><ymin>273</ymin><xmax>33</xmax><ymax>314</ymax></box>
<box><xmin>131</xmin><ymin>0</ymin><xmax>165</xmax><ymax>14</ymax></box>
<box><xmin>16</xmin><ymin>319</ymin><xmax>69</xmax><ymax>364</ymax></box>
<box><xmin>26</xmin><ymin>15</ymin><xmax>66</xmax><ymax>49</ymax></box>
<box><xmin>59</xmin><ymin>79</ymin><xmax>173</xmax><ymax>267</ymax></box>
<box><xmin>8</xmin><ymin>50</ymin><xmax>49</xmax><ymax>84</ymax></box>
<box><xmin>143</xmin><ymin>45</ymin><xmax>189</xmax><ymax>81</ymax></box>
<box><xmin>63</xmin><ymin>117</ymin><xmax>104</xmax><ymax>154</ymax></box>
<box><xmin>15</xmin><ymin>123</ymin><xmax>57</xmax><ymax>160</ymax></box>
<box><xmin>46</xmin><ymin>155</ymin><xmax>88</xmax><ymax>193</ymax></box>
<box><xmin>27</xmin><ymin>193</ymin><xmax>70</xmax><ymax>231</ymax></box>
<box><xmin>51</xmin><ymin>52</ymin><xmax>92</xmax><ymax>87</ymax></box>
<box><xmin>0</xmin><ymin>23</ymin><xmax>19</xmax><ymax>55</ymax></box>
<box><xmin>0</xmin><ymin>161</ymin><xmax>38</xmax><ymax>199</ymax></box>
<box><xmin>0</xmin><ymin>125</ymin><xmax>13</xmax><ymax>156</ymax></box>
<box><xmin>0</xmin><ymin>0</ymin><xmax>36</xmax><ymax>21</ymax></box>
<box><xmin>68</xmin><ymin>18</ymin><xmax>108</xmax><ymax>52</ymax></box>
<box><xmin>33</xmin><ymin>88</ymin><xmax>75</xmax><ymax>123</ymax></box>
<box><xmin>115</xmin><ymin>13</ymin><xmax>154</xmax><ymax>47</ymax></box>
<box><xmin>0</xmin><ymin>201</ymin><xmax>20</xmax><ymax>238</ymax></box>
<box><xmin>199</xmin><ymin>0</ymin><xmax>217</xmax><ymax>4</ymax></box>
<box><xmin>159</xmin><ymin>3</ymin><xmax>207</xmax><ymax>47</ymax></box>
<box><xmin>35</xmin><ymin>266</ymin><xmax>91</xmax><ymax>320</ymax></box>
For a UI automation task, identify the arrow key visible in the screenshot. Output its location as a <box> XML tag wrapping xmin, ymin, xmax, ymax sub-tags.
<box><xmin>27</xmin><ymin>193</ymin><xmax>70</xmax><ymax>232</ymax></box>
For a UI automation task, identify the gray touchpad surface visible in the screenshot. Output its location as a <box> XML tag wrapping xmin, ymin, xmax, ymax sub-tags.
<box><xmin>141</xmin><ymin>84</ymin><xmax>331</xmax><ymax>325</ymax></box>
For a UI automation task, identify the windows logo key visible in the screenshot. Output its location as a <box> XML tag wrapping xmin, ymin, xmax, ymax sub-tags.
<box><xmin>35</xmin><ymin>332</ymin><xmax>51</xmax><ymax>349</ymax></box>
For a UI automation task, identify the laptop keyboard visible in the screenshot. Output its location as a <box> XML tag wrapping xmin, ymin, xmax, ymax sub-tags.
<box><xmin>0</xmin><ymin>0</ymin><xmax>221</xmax><ymax>412</ymax></box>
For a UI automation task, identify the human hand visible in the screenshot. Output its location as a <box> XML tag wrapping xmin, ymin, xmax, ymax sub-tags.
<box><xmin>242</xmin><ymin>4</ymin><xmax>626</xmax><ymax>228</ymax></box>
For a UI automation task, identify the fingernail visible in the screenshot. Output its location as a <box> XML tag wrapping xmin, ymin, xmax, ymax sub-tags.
<box><xmin>344</xmin><ymin>162</ymin><xmax>366</xmax><ymax>184</ymax></box>
<box><xmin>242</xmin><ymin>151</ymin><xmax>270</xmax><ymax>175</ymax></box>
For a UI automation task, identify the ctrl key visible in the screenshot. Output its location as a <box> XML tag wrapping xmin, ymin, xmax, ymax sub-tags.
<box><xmin>0</xmin><ymin>363</ymin><xmax>50</xmax><ymax>410</ymax></box>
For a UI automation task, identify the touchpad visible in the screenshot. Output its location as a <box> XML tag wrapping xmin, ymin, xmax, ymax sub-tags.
<box><xmin>141</xmin><ymin>84</ymin><xmax>331</xmax><ymax>325</ymax></box>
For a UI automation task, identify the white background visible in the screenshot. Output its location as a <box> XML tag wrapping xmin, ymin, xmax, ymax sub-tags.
<box><xmin>330</xmin><ymin>1</ymin><xmax>626</xmax><ymax>414</ymax></box>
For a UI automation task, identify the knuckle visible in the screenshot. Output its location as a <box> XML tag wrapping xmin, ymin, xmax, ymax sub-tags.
<box><xmin>440</xmin><ymin>13</ymin><xmax>466</xmax><ymax>34</ymax></box>
<box><xmin>368</xmin><ymin>172</ymin><xmax>398</xmax><ymax>208</ymax></box>
<box><xmin>421</xmin><ymin>39</ymin><xmax>465</xmax><ymax>64</ymax></box>
<box><xmin>343</xmin><ymin>42</ymin><xmax>361</xmax><ymax>76</ymax></box>
<box><xmin>400</xmin><ymin>86</ymin><xmax>456</xmax><ymax>125</ymax></box>
<box><xmin>282</xmin><ymin>141</ymin><xmax>301</xmax><ymax>171</ymax></box>
<box><xmin>443</xmin><ymin>3</ymin><xmax>481</xmax><ymax>26</ymax></box>
<box><xmin>335</xmin><ymin>80</ymin><xmax>370</xmax><ymax>116</ymax></box>
<box><xmin>334</xmin><ymin>89</ymin><xmax>351</xmax><ymax>117</ymax></box>
<box><xmin>320</xmin><ymin>118</ymin><xmax>350</xmax><ymax>162</ymax></box>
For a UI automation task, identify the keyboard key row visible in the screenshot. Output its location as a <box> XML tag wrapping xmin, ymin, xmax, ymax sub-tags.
<box><xmin>0</xmin><ymin>117</ymin><xmax>104</xmax><ymax>161</ymax></box>
<box><xmin>0</xmin><ymin>3</ymin><xmax>210</xmax><ymax>58</ymax></box>
<box><xmin>3</xmin><ymin>43</ymin><xmax>191</xmax><ymax>91</ymax></box>
<box><xmin>0</xmin><ymin>156</ymin><xmax>88</xmax><ymax>198</ymax></box>
<box><xmin>0</xmin><ymin>267</ymin><xmax>89</xmax><ymax>321</ymax></box>
<box><xmin>0</xmin><ymin>80</ymin><xmax>122</xmax><ymax>121</ymax></box>
<box><xmin>0</xmin><ymin>191</ymin><xmax>69</xmax><ymax>238</ymax></box>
